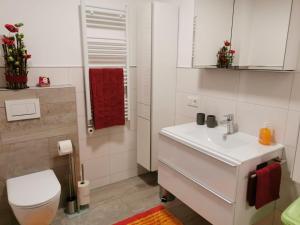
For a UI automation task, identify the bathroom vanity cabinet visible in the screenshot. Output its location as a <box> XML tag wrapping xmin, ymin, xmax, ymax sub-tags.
<box><xmin>158</xmin><ymin>123</ymin><xmax>284</xmax><ymax>225</ymax></box>
<box><xmin>193</xmin><ymin>0</ymin><xmax>300</xmax><ymax>70</ymax></box>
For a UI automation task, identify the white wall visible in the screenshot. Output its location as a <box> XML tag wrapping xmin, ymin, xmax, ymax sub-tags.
<box><xmin>0</xmin><ymin>0</ymin><xmax>139</xmax><ymax>189</ymax></box>
<box><xmin>0</xmin><ymin>0</ymin><xmax>137</xmax><ymax>67</ymax></box>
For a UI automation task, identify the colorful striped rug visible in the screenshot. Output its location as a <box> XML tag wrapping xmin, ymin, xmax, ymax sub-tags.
<box><xmin>113</xmin><ymin>205</ymin><xmax>183</xmax><ymax>225</ymax></box>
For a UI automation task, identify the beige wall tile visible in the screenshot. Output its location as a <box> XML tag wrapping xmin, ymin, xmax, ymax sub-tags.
<box><xmin>36</xmin><ymin>87</ymin><xmax>75</xmax><ymax>104</ymax></box>
<box><xmin>6</xmin><ymin>138</ymin><xmax>50</xmax><ymax>178</ymax></box>
<box><xmin>0</xmin><ymin>89</ymin><xmax>37</xmax><ymax>107</ymax></box>
<box><xmin>0</xmin><ymin>68</ymin><xmax>5</xmax><ymax>88</ymax></box>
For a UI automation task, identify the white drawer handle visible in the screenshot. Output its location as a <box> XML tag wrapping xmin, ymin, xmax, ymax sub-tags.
<box><xmin>159</xmin><ymin>159</ymin><xmax>235</xmax><ymax>205</ymax></box>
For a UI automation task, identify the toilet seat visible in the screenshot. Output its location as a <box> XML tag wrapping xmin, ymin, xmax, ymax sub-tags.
<box><xmin>7</xmin><ymin>170</ymin><xmax>61</xmax><ymax>209</ymax></box>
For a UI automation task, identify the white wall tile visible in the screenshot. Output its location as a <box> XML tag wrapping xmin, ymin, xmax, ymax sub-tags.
<box><xmin>293</xmin><ymin>143</ymin><xmax>300</xmax><ymax>184</ymax></box>
<box><xmin>27</xmin><ymin>67</ymin><xmax>40</xmax><ymax>86</ymax></box>
<box><xmin>283</xmin><ymin>146</ymin><xmax>297</xmax><ymax>177</ymax></box>
<box><xmin>110</xmin><ymin>168</ymin><xmax>138</xmax><ymax>184</ymax></box>
<box><xmin>284</xmin><ymin>110</ymin><xmax>300</xmax><ymax>148</ymax></box>
<box><xmin>37</xmin><ymin>67</ymin><xmax>70</xmax><ymax>86</ymax></box>
<box><xmin>77</xmin><ymin>115</ymin><xmax>88</xmax><ymax>140</ymax></box>
<box><xmin>129</xmin><ymin>109</ymin><xmax>137</xmax><ymax>131</ymax></box>
<box><xmin>175</xmin><ymin>92</ymin><xmax>201</xmax><ymax>118</ymax></box>
<box><xmin>110</xmin><ymin>150</ymin><xmax>137</xmax><ymax>174</ymax></box>
<box><xmin>276</xmin><ymin>177</ymin><xmax>300</xmax><ymax>212</ymax></box>
<box><xmin>239</xmin><ymin>71</ymin><xmax>293</xmax><ymax>109</ymax></box>
<box><xmin>176</xmin><ymin>68</ymin><xmax>202</xmax><ymax>93</ymax></box>
<box><xmin>68</xmin><ymin>67</ymin><xmax>84</xmax><ymax>93</ymax></box>
<box><xmin>83</xmin><ymin>155</ymin><xmax>110</xmax><ymax>181</ymax></box>
<box><xmin>200</xmin><ymin>96</ymin><xmax>237</xmax><ymax>122</ymax></box>
<box><xmin>290</xmin><ymin>72</ymin><xmax>300</xmax><ymax>110</ymax></box>
<box><xmin>108</xmin><ymin>130</ymin><xmax>137</xmax><ymax>154</ymax></box>
<box><xmin>109</xmin><ymin>122</ymin><xmax>132</xmax><ymax>135</ymax></box>
<box><xmin>90</xmin><ymin>176</ymin><xmax>110</xmax><ymax>190</ymax></box>
<box><xmin>272</xmin><ymin>210</ymin><xmax>283</xmax><ymax>225</ymax></box>
<box><xmin>130</xmin><ymin>89</ymin><xmax>137</xmax><ymax>111</ymax></box>
<box><xmin>175</xmin><ymin>115</ymin><xmax>195</xmax><ymax>125</ymax></box>
<box><xmin>236</xmin><ymin>102</ymin><xmax>288</xmax><ymax>142</ymax></box>
<box><xmin>129</xmin><ymin>66</ymin><xmax>137</xmax><ymax>90</ymax></box>
<box><xmin>201</xmin><ymin>69</ymin><xmax>240</xmax><ymax>100</ymax></box>
<box><xmin>80</xmin><ymin>135</ymin><xmax>110</xmax><ymax>161</ymax></box>
<box><xmin>76</xmin><ymin>92</ymin><xmax>86</xmax><ymax>117</ymax></box>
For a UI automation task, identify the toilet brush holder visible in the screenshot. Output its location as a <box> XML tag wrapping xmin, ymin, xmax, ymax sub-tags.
<box><xmin>65</xmin><ymin>172</ymin><xmax>77</xmax><ymax>215</ymax></box>
<box><xmin>66</xmin><ymin>196</ymin><xmax>77</xmax><ymax>214</ymax></box>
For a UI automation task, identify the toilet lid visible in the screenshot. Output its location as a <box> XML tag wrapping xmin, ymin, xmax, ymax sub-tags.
<box><xmin>7</xmin><ymin>170</ymin><xmax>61</xmax><ymax>208</ymax></box>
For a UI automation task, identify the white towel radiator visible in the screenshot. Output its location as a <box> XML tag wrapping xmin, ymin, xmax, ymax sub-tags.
<box><xmin>80</xmin><ymin>0</ymin><xmax>130</xmax><ymax>133</ymax></box>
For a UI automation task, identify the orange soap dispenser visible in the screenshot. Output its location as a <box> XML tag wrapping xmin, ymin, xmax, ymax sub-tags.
<box><xmin>259</xmin><ymin>122</ymin><xmax>273</xmax><ymax>145</ymax></box>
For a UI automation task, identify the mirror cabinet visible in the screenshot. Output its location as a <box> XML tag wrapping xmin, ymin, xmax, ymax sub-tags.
<box><xmin>193</xmin><ymin>0</ymin><xmax>300</xmax><ymax>70</ymax></box>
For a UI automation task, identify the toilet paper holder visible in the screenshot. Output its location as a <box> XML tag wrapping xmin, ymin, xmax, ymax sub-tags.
<box><xmin>78</xmin><ymin>164</ymin><xmax>90</xmax><ymax>209</ymax></box>
<box><xmin>57</xmin><ymin>140</ymin><xmax>77</xmax><ymax>214</ymax></box>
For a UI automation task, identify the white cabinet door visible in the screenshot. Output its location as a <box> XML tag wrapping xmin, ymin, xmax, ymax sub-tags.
<box><xmin>193</xmin><ymin>0</ymin><xmax>234</xmax><ymax>67</ymax></box>
<box><xmin>151</xmin><ymin>2</ymin><xmax>178</xmax><ymax>171</ymax></box>
<box><xmin>136</xmin><ymin>0</ymin><xmax>152</xmax><ymax>106</ymax></box>
<box><xmin>232</xmin><ymin>0</ymin><xmax>292</xmax><ymax>69</ymax></box>
<box><xmin>137</xmin><ymin>117</ymin><xmax>151</xmax><ymax>170</ymax></box>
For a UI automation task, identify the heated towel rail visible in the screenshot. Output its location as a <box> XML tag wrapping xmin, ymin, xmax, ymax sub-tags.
<box><xmin>81</xmin><ymin>1</ymin><xmax>130</xmax><ymax>133</ymax></box>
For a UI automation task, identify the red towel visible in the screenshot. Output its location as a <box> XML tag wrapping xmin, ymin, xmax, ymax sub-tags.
<box><xmin>255</xmin><ymin>163</ymin><xmax>281</xmax><ymax>209</ymax></box>
<box><xmin>89</xmin><ymin>68</ymin><xmax>125</xmax><ymax>129</ymax></box>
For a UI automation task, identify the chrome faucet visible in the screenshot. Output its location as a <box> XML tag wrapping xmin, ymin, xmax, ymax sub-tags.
<box><xmin>220</xmin><ymin>114</ymin><xmax>235</xmax><ymax>135</ymax></box>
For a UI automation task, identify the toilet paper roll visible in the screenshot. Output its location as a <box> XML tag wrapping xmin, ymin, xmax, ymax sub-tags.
<box><xmin>57</xmin><ymin>140</ymin><xmax>73</xmax><ymax>156</ymax></box>
<box><xmin>78</xmin><ymin>180</ymin><xmax>90</xmax><ymax>206</ymax></box>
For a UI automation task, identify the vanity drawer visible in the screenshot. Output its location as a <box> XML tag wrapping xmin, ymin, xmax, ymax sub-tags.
<box><xmin>158</xmin><ymin>135</ymin><xmax>238</xmax><ymax>202</ymax></box>
<box><xmin>158</xmin><ymin>161</ymin><xmax>235</xmax><ymax>225</ymax></box>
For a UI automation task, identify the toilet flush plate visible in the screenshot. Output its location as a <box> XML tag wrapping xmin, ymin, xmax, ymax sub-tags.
<box><xmin>5</xmin><ymin>98</ymin><xmax>41</xmax><ymax>121</ymax></box>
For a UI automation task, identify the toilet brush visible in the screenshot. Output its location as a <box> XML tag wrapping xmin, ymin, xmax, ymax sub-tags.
<box><xmin>65</xmin><ymin>154</ymin><xmax>76</xmax><ymax>214</ymax></box>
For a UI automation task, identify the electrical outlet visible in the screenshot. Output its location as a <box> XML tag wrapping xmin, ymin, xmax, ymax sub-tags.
<box><xmin>187</xmin><ymin>95</ymin><xmax>199</xmax><ymax>108</ymax></box>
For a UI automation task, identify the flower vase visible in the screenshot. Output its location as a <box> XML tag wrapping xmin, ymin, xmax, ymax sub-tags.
<box><xmin>5</xmin><ymin>73</ymin><xmax>28</xmax><ymax>89</ymax></box>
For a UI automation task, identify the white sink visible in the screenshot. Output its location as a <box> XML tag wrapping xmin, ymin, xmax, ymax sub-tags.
<box><xmin>160</xmin><ymin>122</ymin><xmax>284</xmax><ymax>165</ymax></box>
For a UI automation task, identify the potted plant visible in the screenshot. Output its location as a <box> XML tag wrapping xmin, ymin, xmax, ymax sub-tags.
<box><xmin>1</xmin><ymin>23</ymin><xmax>31</xmax><ymax>89</ymax></box>
<box><xmin>217</xmin><ymin>40</ymin><xmax>235</xmax><ymax>68</ymax></box>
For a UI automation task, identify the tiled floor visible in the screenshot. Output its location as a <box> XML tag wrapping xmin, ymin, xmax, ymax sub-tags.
<box><xmin>53</xmin><ymin>173</ymin><xmax>211</xmax><ymax>225</ymax></box>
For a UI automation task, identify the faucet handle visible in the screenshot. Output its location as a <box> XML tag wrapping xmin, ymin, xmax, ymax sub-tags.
<box><xmin>224</xmin><ymin>114</ymin><xmax>234</xmax><ymax>121</ymax></box>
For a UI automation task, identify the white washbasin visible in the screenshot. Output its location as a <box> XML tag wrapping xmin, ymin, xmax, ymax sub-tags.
<box><xmin>160</xmin><ymin>123</ymin><xmax>284</xmax><ymax>165</ymax></box>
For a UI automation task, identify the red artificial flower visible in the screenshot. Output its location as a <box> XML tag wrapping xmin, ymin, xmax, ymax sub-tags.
<box><xmin>2</xmin><ymin>37</ymin><xmax>14</xmax><ymax>46</ymax></box>
<box><xmin>224</xmin><ymin>40</ymin><xmax>231</xmax><ymax>46</ymax></box>
<box><xmin>5</xmin><ymin>24</ymin><xmax>18</xmax><ymax>33</ymax></box>
<box><xmin>229</xmin><ymin>49</ymin><xmax>236</xmax><ymax>54</ymax></box>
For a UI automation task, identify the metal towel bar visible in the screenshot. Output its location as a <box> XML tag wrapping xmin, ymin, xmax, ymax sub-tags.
<box><xmin>250</xmin><ymin>158</ymin><xmax>287</xmax><ymax>178</ymax></box>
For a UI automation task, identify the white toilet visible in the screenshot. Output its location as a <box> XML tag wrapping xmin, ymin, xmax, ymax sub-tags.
<box><xmin>6</xmin><ymin>170</ymin><xmax>61</xmax><ymax>225</ymax></box>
